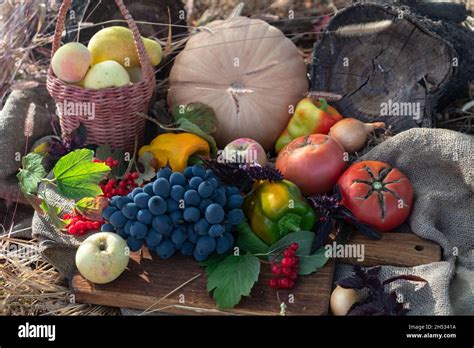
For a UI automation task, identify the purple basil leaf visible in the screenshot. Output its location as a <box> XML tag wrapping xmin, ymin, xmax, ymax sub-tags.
<box><xmin>347</xmin><ymin>301</ymin><xmax>385</xmax><ymax>316</ymax></box>
<box><xmin>382</xmin><ymin>274</ymin><xmax>428</xmax><ymax>286</ymax></box>
<box><xmin>311</xmin><ymin>219</ymin><xmax>332</xmax><ymax>252</ymax></box>
<box><xmin>354</xmin><ymin>222</ymin><xmax>382</xmax><ymax>240</ymax></box>
<box><xmin>367</xmin><ymin>266</ymin><xmax>381</xmax><ymax>277</ymax></box>
<box><xmin>336</xmin><ymin>276</ymin><xmax>367</xmax><ymax>290</ymax></box>
<box><xmin>384</xmin><ymin>291</ymin><xmax>399</xmax><ymax>315</ymax></box>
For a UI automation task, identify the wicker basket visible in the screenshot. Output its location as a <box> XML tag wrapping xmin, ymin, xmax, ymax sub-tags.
<box><xmin>46</xmin><ymin>0</ymin><xmax>156</xmax><ymax>152</ymax></box>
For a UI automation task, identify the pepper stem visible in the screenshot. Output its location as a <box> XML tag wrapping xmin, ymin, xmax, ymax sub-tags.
<box><xmin>282</xmin><ymin>220</ymin><xmax>301</xmax><ymax>232</ymax></box>
<box><xmin>318</xmin><ymin>98</ymin><xmax>328</xmax><ymax>112</ymax></box>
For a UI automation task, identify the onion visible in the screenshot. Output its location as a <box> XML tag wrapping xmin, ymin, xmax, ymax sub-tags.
<box><xmin>328</xmin><ymin>118</ymin><xmax>385</xmax><ymax>153</ymax></box>
<box><xmin>330</xmin><ymin>285</ymin><xmax>360</xmax><ymax>316</ymax></box>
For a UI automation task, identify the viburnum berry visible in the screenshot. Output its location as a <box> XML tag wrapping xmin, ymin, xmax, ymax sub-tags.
<box><xmin>64</xmin><ymin>212</ymin><xmax>103</xmax><ymax>236</ymax></box>
<box><xmin>268</xmin><ymin>243</ymin><xmax>299</xmax><ymax>290</ymax></box>
<box><xmin>99</xmin><ymin>171</ymin><xmax>140</xmax><ymax>198</ymax></box>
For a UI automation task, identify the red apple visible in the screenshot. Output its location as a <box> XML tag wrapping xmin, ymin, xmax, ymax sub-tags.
<box><xmin>276</xmin><ymin>134</ymin><xmax>347</xmax><ymax>195</ymax></box>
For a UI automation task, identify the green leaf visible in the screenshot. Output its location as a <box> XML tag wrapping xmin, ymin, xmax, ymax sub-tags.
<box><xmin>40</xmin><ymin>200</ymin><xmax>67</xmax><ymax>230</ymax></box>
<box><xmin>111</xmin><ymin>148</ymin><xmax>127</xmax><ymax>178</ymax></box>
<box><xmin>206</xmin><ymin>254</ymin><xmax>260</xmax><ymax>309</ymax></box>
<box><xmin>136</xmin><ymin>152</ymin><xmax>157</xmax><ymax>185</ymax></box>
<box><xmin>75</xmin><ymin>196</ymin><xmax>108</xmax><ymax>221</ymax></box>
<box><xmin>172</xmin><ymin>102</ymin><xmax>217</xmax><ymax>134</ymax></box>
<box><xmin>17</xmin><ymin>153</ymin><xmax>47</xmax><ymax>194</ymax></box>
<box><xmin>298</xmin><ymin>247</ymin><xmax>329</xmax><ymax>275</ymax></box>
<box><xmin>175</xmin><ymin>118</ymin><xmax>218</xmax><ymax>155</ymax></box>
<box><xmin>94</xmin><ymin>145</ymin><xmax>112</xmax><ymax>161</ymax></box>
<box><xmin>53</xmin><ymin>149</ymin><xmax>110</xmax><ymax>200</ymax></box>
<box><xmin>267</xmin><ymin>230</ymin><xmax>329</xmax><ymax>275</ymax></box>
<box><xmin>236</xmin><ymin>220</ymin><xmax>269</xmax><ymax>255</ymax></box>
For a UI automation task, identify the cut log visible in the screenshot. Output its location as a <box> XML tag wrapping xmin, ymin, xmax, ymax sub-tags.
<box><xmin>311</xmin><ymin>2</ymin><xmax>474</xmax><ymax>132</ymax></box>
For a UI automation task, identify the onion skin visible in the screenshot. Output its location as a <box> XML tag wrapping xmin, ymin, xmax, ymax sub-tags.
<box><xmin>328</xmin><ymin>118</ymin><xmax>385</xmax><ymax>153</ymax></box>
<box><xmin>330</xmin><ymin>285</ymin><xmax>360</xmax><ymax>316</ymax></box>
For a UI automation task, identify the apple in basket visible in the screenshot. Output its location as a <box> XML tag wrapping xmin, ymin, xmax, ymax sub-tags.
<box><xmin>75</xmin><ymin>232</ymin><xmax>129</xmax><ymax>284</ymax></box>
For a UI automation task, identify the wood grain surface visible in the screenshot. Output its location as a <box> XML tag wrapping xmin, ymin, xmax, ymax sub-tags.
<box><xmin>71</xmin><ymin>232</ymin><xmax>441</xmax><ymax>315</ymax></box>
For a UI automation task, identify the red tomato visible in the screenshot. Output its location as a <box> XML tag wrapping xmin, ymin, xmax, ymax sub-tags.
<box><xmin>276</xmin><ymin>134</ymin><xmax>347</xmax><ymax>195</ymax></box>
<box><xmin>337</xmin><ymin>161</ymin><xmax>413</xmax><ymax>232</ymax></box>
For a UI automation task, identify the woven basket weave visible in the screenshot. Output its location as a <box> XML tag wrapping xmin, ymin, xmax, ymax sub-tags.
<box><xmin>46</xmin><ymin>0</ymin><xmax>156</xmax><ymax>152</ymax></box>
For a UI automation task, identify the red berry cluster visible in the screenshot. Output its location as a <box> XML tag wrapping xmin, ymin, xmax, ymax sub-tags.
<box><xmin>268</xmin><ymin>243</ymin><xmax>299</xmax><ymax>289</ymax></box>
<box><xmin>64</xmin><ymin>212</ymin><xmax>103</xmax><ymax>235</ymax></box>
<box><xmin>94</xmin><ymin>157</ymin><xmax>140</xmax><ymax>198</ymax></box>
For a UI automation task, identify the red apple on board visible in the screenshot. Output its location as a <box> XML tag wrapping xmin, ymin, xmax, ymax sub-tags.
<box><xmin>275</xmin><ymin>134</ymin><xmax>347</xmax><ymax>195</ymax></box>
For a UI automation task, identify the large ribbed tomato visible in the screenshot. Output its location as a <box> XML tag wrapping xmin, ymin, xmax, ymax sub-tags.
<box><xmin>337</xmin><ymin>161</ymin><xmax>413</xmax><ymax>232</ymax></box>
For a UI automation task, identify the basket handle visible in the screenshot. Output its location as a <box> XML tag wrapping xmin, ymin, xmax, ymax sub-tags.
<box><xmin>51</xmin><ymin>0</ymin><xmax>155</xmax><ymax>82</ymax></box>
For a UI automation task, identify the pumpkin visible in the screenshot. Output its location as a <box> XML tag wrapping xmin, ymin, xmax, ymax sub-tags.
<box><xmin>167</xmin><ymin>16</ymin><xmax>308</xmax><ymax>150</ymax></box>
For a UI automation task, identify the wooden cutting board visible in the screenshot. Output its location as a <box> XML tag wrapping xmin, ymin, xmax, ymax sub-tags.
<box><xmin>70</xmin><ymin>233</ymin><xmax>441</xmax><ymax>315</ymax></box>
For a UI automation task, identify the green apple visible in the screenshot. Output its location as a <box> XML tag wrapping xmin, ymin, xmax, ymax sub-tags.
<box><xmin>83</xmin><ymin>60</ymin><xmax>130</xmax><ymax>89</ymax></box>
<box><xmin>75</xmin><ymin>232</ymin><xmax>129</xmax><ymax>284</ymax></box>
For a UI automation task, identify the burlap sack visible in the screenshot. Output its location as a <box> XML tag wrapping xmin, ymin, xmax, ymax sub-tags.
<box><xmin>31</xmin><ymin>128</ymin><xmax>473</xmax><ymax>315</ymax></box>
<box><xmin>0</xmin><ymin>88</ymin><xmax>56</xmax><ymax>203</ymax></box>
<box><xmin>335</xmin><ymin>128</ymin><xmax>473</xmax><ymax>315</ymax></box>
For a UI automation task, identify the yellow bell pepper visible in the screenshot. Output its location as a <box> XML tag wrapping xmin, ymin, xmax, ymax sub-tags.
<box><xmin>139</xmin><ymin>133</ymin><xmax>210</xmax><ymax>172</ymax></box>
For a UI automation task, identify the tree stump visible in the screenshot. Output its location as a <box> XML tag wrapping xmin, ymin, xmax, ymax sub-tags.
<box><xmin>311</xmin><ymin>2</ymin><xmax>474</xmax><ymax>132</ymax></box>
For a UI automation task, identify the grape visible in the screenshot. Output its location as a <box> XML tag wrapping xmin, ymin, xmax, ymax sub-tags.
<box><xmin>189</xmin><ymin>176</ymin><xmax>203</xmax><ymax>189</ymax></box>
<box><xmin>143</xmin><ymin>182</ymin><xmax>154</xmax><ymax>196</ymax></box>
<box><xmin>194</xmin><ymin>218</ymin><xmax>210</xmax><ymax>236</ymax></box>
<box><xmin>227</xmin><ymin>209</ymin><xmax>244</xmax><ymax>225</ymax></box>
<box><xmin>127</xmin><ymin>193</ymin><xmax>134</xmax><ymax>200</ymax></box>
<box><xmin>157</xmin><ymin>167</ymin><xmax>172</xmax><ymax>180</ymax></box>
<box><xmin>124</xmin><ymin>220</ymin><xmax>133</xmax><ymax>235</ymax></box>
<box><xmin>227</xmin><ymin>194</ymin><xmax>244</xmax><ymax>210</ymax></box>
<box><xmin>166</xmin><ymin>198</ymin><xmax>179</xmax><ymax>212</ymax></box>
<box><xmin>226</xmin><ymin>186</ymin><xmax>240</xmax><ymax>196</ymax></box>
<box><xmin>109</xmin><ymin>196</ymin><xmax>120</xmax><ymax>207</ymax></box>
<box><xmin>156</xmin><ymin>240</ymin><xmax>176</xmax><ymax>259</ymax></box>
<box><xmin>180</xmin><ymin>241</ymin><xmax>195</xmax><ymax>256</ymax></box>
<box><xmin>193</xmin><ymin>248</ymin><xmax>209</xmax><ymax>262</ymax></box>
<box><xmin>137</xmin><ymin>209</ymin><xmax>153</xmax><ymax>225</ymax></box>
<box><xmin>109</xmin><ymin>211</ymin><xmax>127</xmax><ymax>228</ymax></box>
<box><xmin>145</xmin><ymin>229</ymin><xmax>163</xmax><ymax>247</ymax></box>
<box><xmin>134</xmin><ymin>192</ymin><xmax>151</xmax><ymax>209</ymax></box>
<box><xmin>148</xmin><ymin>196</ymin><xmax>167</xmax><ymax>215</ymax></box>
<box><xmin>197</xmin><ymin>181</ymin><xmax>214</xmax><ymax>198</ymax></box>
<box><xmin>170</xmin><ymin>211</ymin><xmax>185</xmax><ymax>227</ymax></box>
<box><xmin>183</xmin><ymin>166</ymin><xmax>194</xmax><ymax>178</ymax></box>
<box><xmin>170</xmin><ymin>185</ymin><xmax>185</xmax><ymax>201</ymax></box>
<box><xmin>198</xmin><ymin>198</ymin><xmax>213</xmax><ymax>213</ymax></box>
<box><xmin>205</xmin><ymin>204</ymin><xmax>225</xmax><ymax>224</ymax></box>
<box><xmin>169</xmin><ymin>172</ymin><xmax>186</xmax><ymax>186</ymax></box>
<box><xmin>130</xmin><ymin>221</ymin><xmax>147</xmax><ymax>239</ymax></box>
<box><xmin>116</xmin><ymin>196</ymin><xmax>132</xmax><ymax>209</ymax></box>
<box><xmin>212</xmin><ymin>188</ymin><xmax>227</xmax><ymax>206</ymax></box>
<box><xmin>127</xmin><ymin>236</ymin><xmax>143</xmax><ymax>252</ymax></box>
<box><xmin>204</xmin><ymin>169</ymin><xmax>214</xmax><ymax>180</ymax></box>
<box><xmin>223</xmin><ymin>222</ymin><xmax>233</xmax><ymax>233</ymax></box>
<box><xmin>116</xmin><ymin>228</ymin><xmax>128</xmax><ymax>239</ymax></box>
<box><xmin>223</xmin><ymin>231</ymin><xmax>235</xmax><ymax>246</ymax></box>
<box><xmin>101</xmin><ymin>223</ymin><xmax>115</xmax><ymax>232</ymax></box>
<box><xmin>131</xmin><ymin>187</ymin><xmax>143</xmax><ymax>198</ymax></box>
<box><xmin>216</xmin><ymin>235</ymin><xmax>232</xmax><ymax>254</ymax></box>
<box><xmin>152</xmin><ymin>215</ymin><xmax>173</xmax><ymax>235</ymax></box>
<box><xmin>187</xmin><ymin>225</ymin><xmax>199</xmax><ymax>243</ymax></box>
<box><xmin>152</xmin><ymin>177</ymin><xmax>171</xmax><ymax>197</ymax></box>
<box><xmin>208</xmin><ymin>224</ymin><xmax>225</xmax><ymax>237</ymax></box>
<box><xmin>102</xmin><ymin>206</ymin><xmax>117</xmax><ymax>220</ymax></box>
<box><xmin>184</xmin><ymin>189</ymin><xmax>200</xmax><ymax>206</ymax></box>
<box><xmin>183</xmin><ymin>207</ymin><xmax>200</xmax><ymax>223</ymax></box>
<box><xmin>208</xmin><ymin>177</ymin><xmax>219</xmax><ymax>189</ymax></box>
<box><xmin>122</xmin><ymin>202</ymin><xmax>139</xmax><ymax>219</ymax></box>
<box><xmin>171</xmin><ymin>227</ymin><xmax>187</xmax><ymax>245</ymax></box>
<box><xmin>191</xmin><ymin>165</ymin><xmax>206</xmax><ymax>178</ymax></box>
<box><xmin>196</xmin><ymin>236</ymin><xmax>216</xmax><ymax>255</ymax></box>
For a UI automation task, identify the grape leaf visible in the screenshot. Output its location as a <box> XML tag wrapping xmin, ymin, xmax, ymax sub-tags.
<box><xmin>236</xmin><ymin>220</ymin><xmax>269</xmax><ymax>255</ymax></box>
<box><xmin>136</xmin><ymin>152</ymin><xmax>157</xmax><ymax>185</ymax></box>
<box><xmin>172</xmin><ymin>102</ymin><xmax>217</xmax><ymax>134</ymax></box>
<box><xmin>206</xmin><ymin>254</ymin><xmax>260</xmax><ymax>309</ymax></box>
<box><xmin>268</xmin><ymin>231</ymin><xmax>329</xmax><ymax>275</ymax></box>
<box><xmin>40</xmin><ymin>200</ymin><xmax>67</xmax><ymax>230</ymax></box>
<box><xmin>175</xmin><ymin>118</ymin><xmax>218</xmax><ymax>155</ymax></box>
<box><xmin>17</xmin><ymin>153</ymin><xmax>47</xmax><ymax>194</ymax></box>
<box><xmin>95</xmin><ymin>144</ymin><xmax>112</xmax><ymax>161</ymax></box>
<box><xmin>53</xmin><ymin>149</ymin><xmax>110</xmax><ymax>200</ymax></box>
<box><xmin>75</xmin><ymin>196</ymin><xmax>108</xmax><ymax>221</ymax></box>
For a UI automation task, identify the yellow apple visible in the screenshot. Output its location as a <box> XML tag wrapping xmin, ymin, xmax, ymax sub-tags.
<box><xmin>83</xmin><ymin>60</ymin><xmax>130</xmax><ymax>89</ymax></box>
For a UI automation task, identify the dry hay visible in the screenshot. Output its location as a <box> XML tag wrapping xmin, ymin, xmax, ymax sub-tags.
<box><xmin>0</xmin><ymin>235</ymin><xmax>119</xmax><ymax>316</ymax></box>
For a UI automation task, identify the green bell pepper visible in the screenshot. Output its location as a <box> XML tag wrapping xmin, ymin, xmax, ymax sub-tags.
<box><xmin>243</xmin><ymin>180</ymin><xmax>316</xmax><ymax>245</ymax></box>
